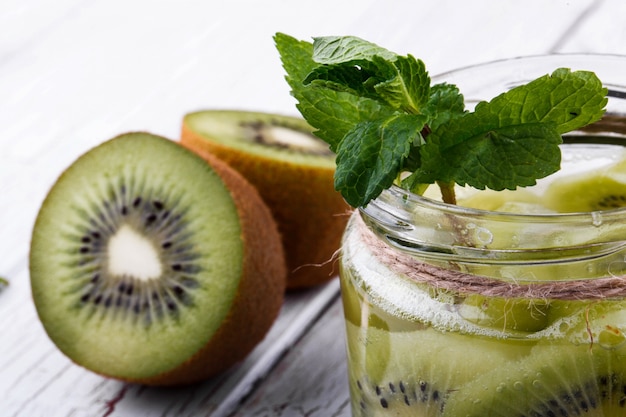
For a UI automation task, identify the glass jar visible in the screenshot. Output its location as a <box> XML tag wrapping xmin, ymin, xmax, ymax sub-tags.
<box><xmin>340</xmin><ymin>55</ymin><xmax>626</xmax><ymax>417</ymax></box>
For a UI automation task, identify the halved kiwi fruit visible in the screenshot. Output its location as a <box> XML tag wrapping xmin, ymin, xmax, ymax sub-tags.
<box><xmin>180</xmin><ymin>110</ymin><xmax>350</xmax><ymax>289</ymax></box>
<box><xmin>30</xmin><ymin>132</ymin><xmax>286</xmax><ymax>386</ymax></box>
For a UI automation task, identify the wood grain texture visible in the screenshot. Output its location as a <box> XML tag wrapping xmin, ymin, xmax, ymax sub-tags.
<box><xmin>3</xmin><ymin>0</ymin><xmax>626</xmax><ymax>416</ymax></box>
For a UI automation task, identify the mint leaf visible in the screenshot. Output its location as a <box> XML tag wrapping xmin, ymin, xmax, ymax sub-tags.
<box><xmin>274</xmin><ymin>33</ymin><xmax>317</xmax><ymax>90</ymax></box>
<box><xmin>312</xmin><ymin>36</ymin><xmax>397</xmax><ymax>64</ymax></box>
<box><xmin>418</xmin><ymin>121</ymin><xmax>562</xmax><ymax>190</ymax></box>
<box><xmin>476</xmin><ymin>68</ymin><xmax>607</xmax><ymax>133</ymax></box>
<box><xmin>374</xmin><ymin>55</ymin><xmax>430</xmax><ymax>114</ymax></box>
<box><xmin>424</xmin><ymin>83</ymin><xmax>466</xmax><ymax>130</ymax></box>
<box><xmin>303</xmin><ymin>58</ymin><xmax>394</xmax><ymax>100</ymax></box>
<box><xmin>415</xmin><ymin>68</ymin><xmax>607</xmax><ymax>190</ymax></box>
<box><xmin>276</xmin><ymin>33</ymin><xmax>397</xmax><ymax>152</ymax></box>
<box><xmin>335</xmin><ymin>114</ymin><xmax>426</xmax><ymax>207</ymax></box>
<box><xmin>276</xmin><ymin>34</ymin><xmax>608</xmax><ymax>207</ymax></box>
<box><xmin>295</xmin><ymin>87</ymin><xmax>397</xmax><ymax>152</ymax></box>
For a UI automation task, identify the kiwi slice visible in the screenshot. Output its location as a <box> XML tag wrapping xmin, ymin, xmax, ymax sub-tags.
<box><xmin>457</xmin><ymin>295</ymin><xmax>551</xmax><ymax>333</ymax></box>
<box><xmin>545</xmin><ymin>158</ymin><xmax>626</xmax><ymax>213</ymax></box>
<box><xmin>458</xmin><ymin>188</ymin><xmax>552</xmax><ymax>213</ymax></box>
<box><xmin>346</xmin><ymin>322</ymin><xmax>533</xmax><ymax>416</ymax></box>
<box><xmin>30</xmin><ymin>132</ymin><xmax>286</xmax><ymax>386</ymax></box>
<box><xmin>442</xmin><ymin>341</ymin><xmax>626</xmax><ymax>417</ymax></box>
<box><xmin>180</xmin><ymin>110</ymin><xmax>349</xmax><ymax>289</ymax></box>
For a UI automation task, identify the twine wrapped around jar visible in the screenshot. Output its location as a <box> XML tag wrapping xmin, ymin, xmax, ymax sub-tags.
<box><xmin>355</xmin><ymin>214</ymin><xmax>626</xmax><ymax>301</ymax></box>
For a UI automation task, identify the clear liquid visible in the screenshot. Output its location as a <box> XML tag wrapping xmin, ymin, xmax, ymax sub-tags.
<box><xmin>340</xmin><ymin>143</ymin><xmax>626</xmax><ymax>417</ymax></box>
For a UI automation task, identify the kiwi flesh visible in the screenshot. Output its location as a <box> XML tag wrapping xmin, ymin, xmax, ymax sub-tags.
<box><xmin>442</xmin><ymin>340</ymin><xmax>626</xmax><ymax>417</ymax></box>
<box><xmin>29</xmin><ymin>132</ymin><xmax>286</xmax><ymax>386</ymax></box>
<box><xmin>456</xmin><ymin>295</ymin><xmax>551</xmax><ymax>333</ymax></box>
<box><xmin>545</xmin><ymin>158</ymin><xmax>626</xmax><ymax>213</ymax></box>
<box><xmin>180</xmin><ymin>110</ymin><xmax>350</xmax><ymax>289</ymax></box>
<box><xmin>458</xmin><ymin>188</ymin><xmax>552</xmax><ymax>213</ymax></box>
<box><xmin>345</xmin><ymin>320</ymin><xmax>533</xmax><ymax>416</ymax></box>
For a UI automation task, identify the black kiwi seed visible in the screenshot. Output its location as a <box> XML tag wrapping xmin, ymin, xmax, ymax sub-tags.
<box><xmin>68</xmin><ymin>181</ymin><xmax>202</xmax><ymax>327</ymax></box>
<box><xmin>442</xmin><ymin>343</ymin><xmax>626</xmax><ymax>417</ymax></box>
<box><xmin>597</xmin><ymin>194</ymin><xmax>626</xmax><ymax>209</ymax></box>
<box><xmin>353</xmin><ymin>377</ymin><xmax>446</xmax><ymax>416</ymax></box>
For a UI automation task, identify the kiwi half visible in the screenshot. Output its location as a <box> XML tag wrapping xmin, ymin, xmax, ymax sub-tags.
<box><xmin>180</xmin><ymin>110</ymin><xmax>350</xmax><ymax>289</ymax></box>
<box><xmin>29</xmin><ymin>132</ymin><xmax>286</xmax><ymax>386</ymax></box>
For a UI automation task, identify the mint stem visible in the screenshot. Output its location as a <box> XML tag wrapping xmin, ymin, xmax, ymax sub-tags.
<box><xmin>437</xmin><ymin>181</ymin><xmax>457</xmax><ymax>205</ymax></box>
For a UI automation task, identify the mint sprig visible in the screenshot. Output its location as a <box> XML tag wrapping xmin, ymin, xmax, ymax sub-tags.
<box><xmin>275</xmin><ymin>33</ymin><xmax>608</xmax><ymax>207</ymax></box>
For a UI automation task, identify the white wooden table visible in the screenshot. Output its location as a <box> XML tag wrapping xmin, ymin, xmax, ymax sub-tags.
<box><xmin>2</xmin><ymin>1</ymin><xmax>626</xmax><ymax>416</ymax></box>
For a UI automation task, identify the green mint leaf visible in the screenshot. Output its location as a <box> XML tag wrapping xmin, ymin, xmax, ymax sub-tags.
<box><xmin>312</xmin><ymin>36</ymin><xmax>397</xmax><ymax>64</ymax></box>
<box><xmin>294</xmin><ymin>87</ymin><xmax>397</xmax><ymax>152</ymax></box>
<box><xmin>476</xmin><ymin>68</ymin><xmax>607</xmax><ymax>134</ymax></box>
<box><xmin>424</xmin><ymin>82</ymin><xmax>466</xmax><ymax>130</ymax></box>
<box><xmin>274</xmin><ymin>33</ymin><xmax>317</xmax><ymax>91</ymax></box>
<box><xmin>276</xmin><ymin>33</ymin><xmax>397</xmax><ymax>152</ymax></box>
<box><xmin>303</xmin><ymin>58</ymin><xmax>394</xmax><ymax>100</ymax></box>
<box><xmin>374</xmin><ymin>55</ymin><xmax>430</xmax><ymax>114</ymax></box>
<box><xmin>276</xmin><ymin>34</ymin><xmax>608</xmax><ymax>207</ymax></box>
<box><xmin>418</xmin><ymin>120</ymin><xmax>562</xmax><ymax>190</ymax></box>
<box><xmin>416</xmin><ymin>68</ymin><xmax>606</xmax><ymax>191</ymax></box>
<box><xmin>335</xmin><ymin>114</ymin><xmax>427</xmax><ymax>207</ymax></box>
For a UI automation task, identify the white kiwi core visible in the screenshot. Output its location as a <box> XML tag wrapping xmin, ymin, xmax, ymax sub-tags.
<box><xmin>269</xmin><ymin>126</ymin><xmax>329</xmax><ymax>153</ymax></box>
<box><xmin>107</xmin><ymin>224</ymin><xmax>162</xmax><ymax>281</ymax></box>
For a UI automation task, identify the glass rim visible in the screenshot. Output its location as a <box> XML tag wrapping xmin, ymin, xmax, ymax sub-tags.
<box><xmin>365</xmin><ymin>183</ymin><xmax>626</xmax><ymax>224</ymax></box>
<box><xmin>432</xmin><ymin>52</ymin><xmax>626</xmax><ymax>81</ymax></box>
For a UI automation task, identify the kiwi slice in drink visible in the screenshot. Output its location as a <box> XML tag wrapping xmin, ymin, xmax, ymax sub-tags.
<box><xmin>346</xmin><ymin>322</ymin><xmax>533</xmax><ymax>416</ymax></box>
<box><xmin>442</xmin><ymin>340</ymin><xmax>626</xmax><ymax>417</ymax></box>
<box><xmin>457</xmin><ymin>295</ymin><xmax>551</xmax><ymax>333</ymax></box>
<box><xmin>545</xmin><ymin>157</ymin><xmax>626</xmax><ymax>213</ymax></box>
<box><xmin>30</xmin><ymin>132</ymin><xmax>286</xmax><ymax>386</ymax></box>
<box><xmin>181</xmin><ymin>110</ymin><xmax>350</xmax><ymax>289</ymax></box>
<box><xmin>459</xmin><ymin>187</ymin><xmax>552</xmax><ymax>213</ymax></box>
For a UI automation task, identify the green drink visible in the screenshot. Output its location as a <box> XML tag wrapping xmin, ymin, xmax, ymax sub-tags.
<box><xmin>338</xmin><ymin>56</ymin><xmax>626</xmax><ymax>416</ymax></box>
<box><xmin>341</xmin><ymin>174</ymin><xmax>626</xmax><ymax>416</ymax></box>
<box><xmin>275</xmin><ymin>34</ymin><xmax>626</xmax><ymax>416</ymax></box>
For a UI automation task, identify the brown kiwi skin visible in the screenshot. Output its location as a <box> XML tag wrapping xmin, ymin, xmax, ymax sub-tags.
<box><xmin>124</xmin><ymin>142</ymin><xmax>287</xmax><ymax>386</ymax></box>
<box><xmin>181</xmin><ymin>113</ymin><xmax>351</xmax><ymax>290</ymax></box>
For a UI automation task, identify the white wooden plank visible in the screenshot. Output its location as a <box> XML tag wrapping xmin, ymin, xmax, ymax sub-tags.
<box><xmin>0</xmin><ymin>272</ymin><xmax>339</xmax><ymax>417</ymax></box>
<box><xmin>230</xmin><ymin>297</ymin><xmax>350</xmax><ymax>417</ymax></box>
<box><xmin>551</xmin><ymin>0</ymin><xmax>626</xmax><ymax>55</ymax></box>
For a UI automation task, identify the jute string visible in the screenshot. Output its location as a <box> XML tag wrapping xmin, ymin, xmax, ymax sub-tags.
<box><xmin>355</xmin><ymin>214</ymin><xmax>626</xmax><ymax>301</ymax></box>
